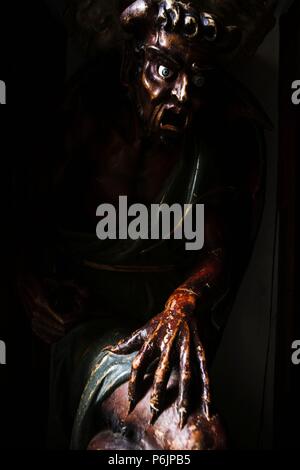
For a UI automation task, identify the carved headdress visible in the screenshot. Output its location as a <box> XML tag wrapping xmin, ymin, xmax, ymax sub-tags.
<box><xmin>121</xmin><ymin>0</ymin><xmax>278</xmax><ymax>65</ymax></box>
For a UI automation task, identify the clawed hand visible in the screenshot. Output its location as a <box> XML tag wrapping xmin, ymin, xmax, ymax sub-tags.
<box><xmin>110</xmin><ymin>289</ymin><xmax>211</xmax><ymax>429</ymax></box>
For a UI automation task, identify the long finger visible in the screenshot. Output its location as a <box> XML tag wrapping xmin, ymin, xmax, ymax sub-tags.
<box><xmin>150</xmin><ymin>320</ymin><xmax>181</xmax><ymax>424</ymax></box>
<box><xmin>109</xmin><ymin>313</ymin><xmax>161</xmax><ymax>355</ymax></box>
<box><xmin>177</xmin><ymin>322</ymin><xmax>192</xmax><ymax>429</ymax></box>
<box><xmin>108</xmin><ymin>327</ymin><xmax>145</xmax><ymax>354</ymax></box>
<box><xmin>191</xmin><ymin>319</ymin><xmax>211</xmax><ymax>419</ymax></box>
<box><xmin>128</xmin><ymin>323</ymin><xmax>164</xmax><ymax>412</ymax></box>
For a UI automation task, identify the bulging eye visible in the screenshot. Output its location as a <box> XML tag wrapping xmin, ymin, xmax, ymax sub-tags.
<box><xmin>158</xmin><ymin>65</ymin><xmax>173</xmax><ymax>80</ymax></box>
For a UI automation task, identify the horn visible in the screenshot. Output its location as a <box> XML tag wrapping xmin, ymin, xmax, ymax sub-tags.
<box><xmin>120</xmin><ymin>0</ymin><xmax>155</xmax><ymax>31</ymax></box>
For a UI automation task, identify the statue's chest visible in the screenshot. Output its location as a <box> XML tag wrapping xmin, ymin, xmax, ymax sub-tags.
<box><xmin>58</xmin><ymin>126</ymin><xmax>181</xmax><ymax>228</ymax></box>
<box><xmin>92</xmin><ymin>136</ymin><xmax>178</xmax><ymax>204</ymax></box>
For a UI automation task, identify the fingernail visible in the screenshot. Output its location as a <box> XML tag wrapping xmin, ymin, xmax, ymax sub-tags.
<box><xmin>202</xmin><ymin>402</ymin><xmax>210</xmax><ymax>420</ymax></box>
<box><xmin>178</xmin><ymin>409</ymin><xmax>187</xmax><ymax>430</ymax></box>
<box><xmin>128</xmin><ymin>398</ymin><xmax>136</xmax><ymax>415</ymax></box>
<box><xmin>149</xmin><ymin>406</ymin><xmax>158</xmax><ymax>425</ymax></box>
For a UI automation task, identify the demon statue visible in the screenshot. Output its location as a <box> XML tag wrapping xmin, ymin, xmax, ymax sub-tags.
<box><xmin>18</xmin><ymin>0</ymin><xmax>277</xmax><ymax>450</ymax></box>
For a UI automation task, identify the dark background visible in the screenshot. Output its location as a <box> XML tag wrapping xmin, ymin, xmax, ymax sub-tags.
<box><xmin>0</xmin><ymin>0</ymin><xmax>299</xmax><ymax>454</ymax></box>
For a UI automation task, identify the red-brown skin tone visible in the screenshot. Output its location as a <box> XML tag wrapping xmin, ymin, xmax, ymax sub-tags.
<box><xmin>109</xmin><ymin>253</ymin><xmax>223</xmax><ymax>429</ymax></box>
<box><xmin>135</xmin><ymin>30</ymin><xmax>211</xmax><ymax>138</ymax></box>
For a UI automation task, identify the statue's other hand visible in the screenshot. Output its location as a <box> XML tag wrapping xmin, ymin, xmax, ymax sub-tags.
<box><xmin>109</xmin><ymin>290</ymin><xmax>210</xmax><ymax>429</ymax></box>
<box><xmin>17</xmin><ymin>274</ymin><xmax>88</xmax><ymax>344</ymax></box>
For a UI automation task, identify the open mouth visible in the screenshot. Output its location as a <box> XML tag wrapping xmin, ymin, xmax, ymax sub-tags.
<box><xmin>159</xmin><ymin>108</ymin><xmax>189</xmax><ymax>133</ymax></box>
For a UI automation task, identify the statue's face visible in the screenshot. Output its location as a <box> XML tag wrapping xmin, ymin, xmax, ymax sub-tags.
<box><xmin>135</xmin><ymin>31</ymin><xmax>211</xmax><ymax>138</ymax></box>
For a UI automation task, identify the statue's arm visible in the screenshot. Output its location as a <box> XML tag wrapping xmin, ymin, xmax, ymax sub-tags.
<box><xmin>110</xmin><ymin>206</ymin><xmax>234</xmax><ymax>428</ymax></box>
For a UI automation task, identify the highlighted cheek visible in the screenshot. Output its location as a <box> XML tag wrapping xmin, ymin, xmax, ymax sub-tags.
<box><xmin>142</xmin><ymin>71</ymin><xmax>165</xmax><ymax>100</ymax></box>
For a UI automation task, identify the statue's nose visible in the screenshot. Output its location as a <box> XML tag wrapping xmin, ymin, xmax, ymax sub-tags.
<box><xmin>171</xmin><ymin>74</ymin><xmax>189</xmax><ymax>104</ymax></box>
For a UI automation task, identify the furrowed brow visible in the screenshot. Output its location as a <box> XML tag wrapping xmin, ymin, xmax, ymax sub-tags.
<box><xmin>146</xmin><ymin>46</ymin><xmax>181</xmax><ymax>69</ymax></box>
